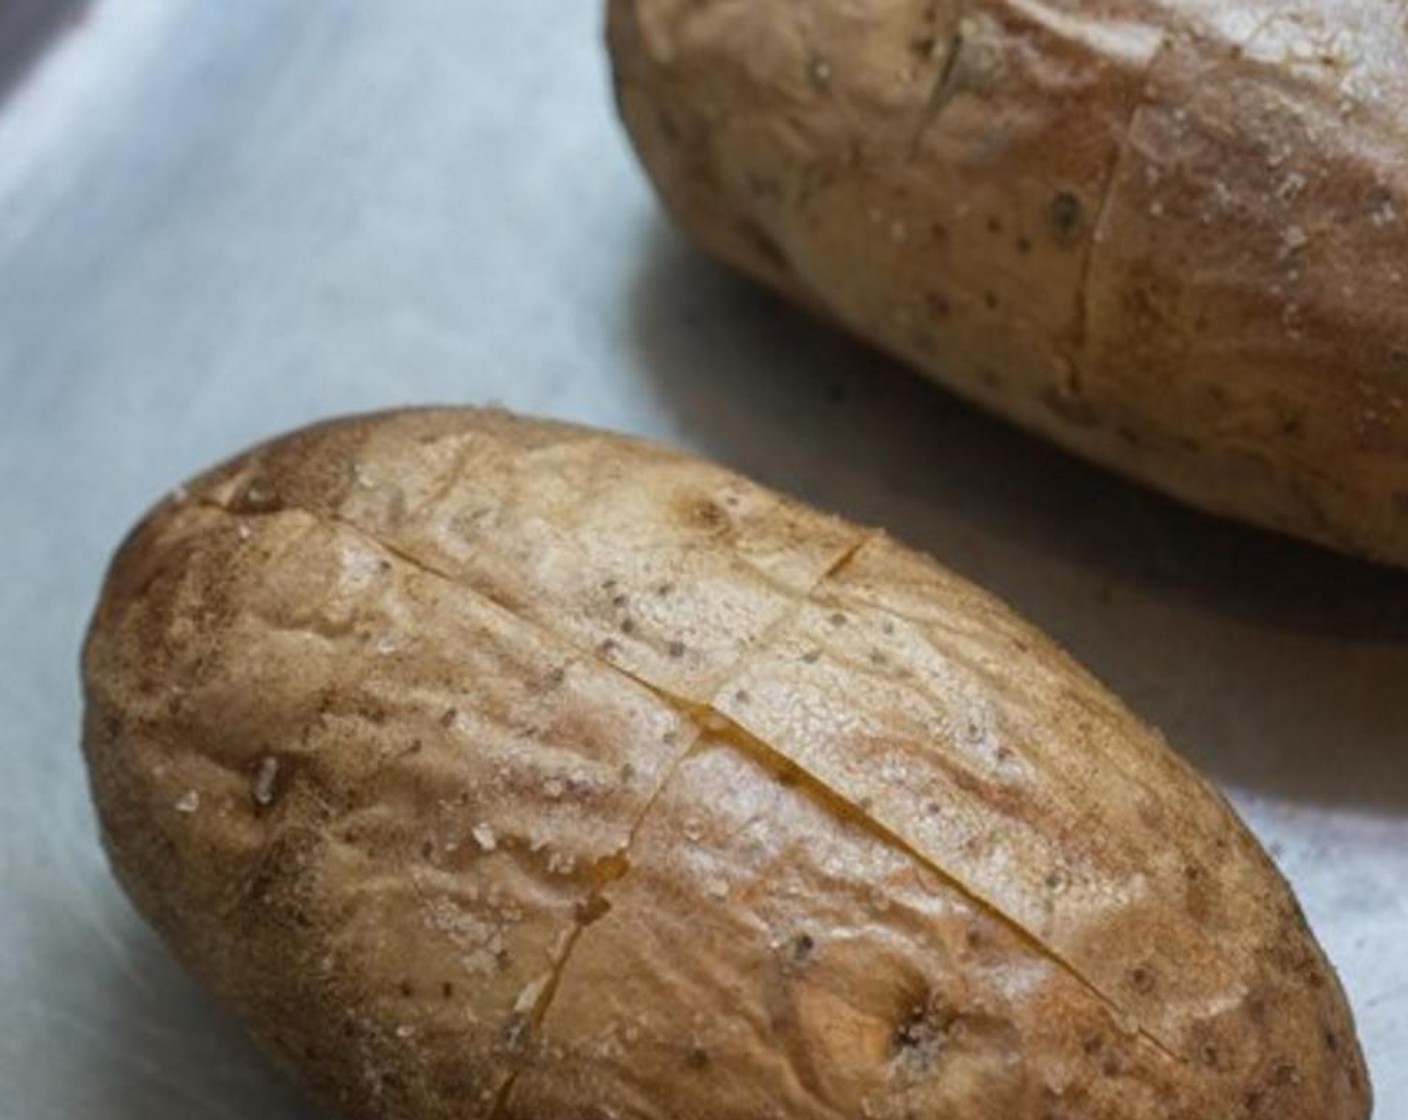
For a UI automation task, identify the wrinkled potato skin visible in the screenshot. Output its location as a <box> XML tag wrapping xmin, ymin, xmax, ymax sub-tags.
<box><xmin>83</xmin><ymin>409</ymin><xmax>1368</xmax><ymax>1120</ymax></box>
<box><xmin>609</xmin><ymin>0</ymin><xmax>1408</xmax><ymax>566</ymax></box>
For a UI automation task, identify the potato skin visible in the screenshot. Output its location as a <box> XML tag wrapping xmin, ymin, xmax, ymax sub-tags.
<box><xmin>608</xmin><ymin>0</ymin><xmax>1408</xmax><ymax>567</ymax></box>
<box><xmin>83</xmin><ymin>408</ymin><xmax>1368</xmax><ymax>1119</ymax></box>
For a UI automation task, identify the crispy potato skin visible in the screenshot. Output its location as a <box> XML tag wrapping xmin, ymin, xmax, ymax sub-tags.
<box><xmin>608</xmin><ymin>0</ymin><xmax>1408</xmax><ymax>567</ymax></box>
<box><xmin>83</xmin><ymin>408</ymin><xmax>1368</xmax><ymax>1119</ymax></box>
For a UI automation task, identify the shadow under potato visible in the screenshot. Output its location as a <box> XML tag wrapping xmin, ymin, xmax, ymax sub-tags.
<box><xmin>0</xmin><ymin>0</ymin><xmax>91</xmax><ymax>106</ymax></box>
<box><xmin>60</xmin><ymin>899</ymin><xmax>312</xmax><ymax>1120</ymax></box>
<box><xmin>625</xmin><ymin>219</ymin><xmax>1408</xmax><ymax>811</ymax></box>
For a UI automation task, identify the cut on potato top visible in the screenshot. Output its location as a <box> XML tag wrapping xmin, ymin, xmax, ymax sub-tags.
<box><xmin>83</xmin><ymin>408</ymin><xmax>1368</xmax><ymax>1119</ymax></box>
<box><xmin>609</xmin><ymin>0</ymin><xmax>1408</xmax><ymax>567</ymax></box>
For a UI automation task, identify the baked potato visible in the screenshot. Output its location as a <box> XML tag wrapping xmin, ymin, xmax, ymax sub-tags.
<box><xmin>608</xmin><ymin>0</ymin><xmax>1408</xmax><ymax>567</ymax></box>
<box><xmin>82</xmin><ymin>408</ymin><xmax>1369</xmax><ymax>1119</ymax></box>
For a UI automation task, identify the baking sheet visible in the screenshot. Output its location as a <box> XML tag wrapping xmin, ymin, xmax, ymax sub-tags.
<box><xmin>0</xmin><ymin>2</ymin><xmax>1403</xmax><ymax>1115</ymax></box>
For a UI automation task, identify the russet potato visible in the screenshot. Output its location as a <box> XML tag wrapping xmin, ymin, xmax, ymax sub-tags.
<box><xmin>83</xmin><ymin>408</ymin><xmax>1368</xmax><ymax>1119</ymax></box>
<box><xmin>609</xmin><ymin>0</ymin><xmax>1408</xmax><ymax>566</ymax></box>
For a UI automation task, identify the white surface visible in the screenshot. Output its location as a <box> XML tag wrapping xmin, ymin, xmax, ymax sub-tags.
<box><xmin>0</xmin><ymin>2</ymin><xmax>1403</xmax><ymax>1116</ymax></box>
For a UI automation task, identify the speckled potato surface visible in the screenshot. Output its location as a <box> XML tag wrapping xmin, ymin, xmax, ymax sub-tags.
<box><xmin>608</xmin><ymin>0</ymin><xmax>1408</xmax><ymax>567</ymax></box>
<box><xmin>83</xmin><ymin>408</ymin><xmax>1368</xmax><ymax>1120</ymax></box>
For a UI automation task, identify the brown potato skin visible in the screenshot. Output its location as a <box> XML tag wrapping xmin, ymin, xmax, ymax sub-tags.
<box><xmin>83</xmin><ymin>408</ymin><xmax>1368</xmax><ymax>1119</ymax></box>
<box><xmin>608</xmin><ymin>0</ymin><xmax>1408</xmax><ymax>567</ymax></box>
